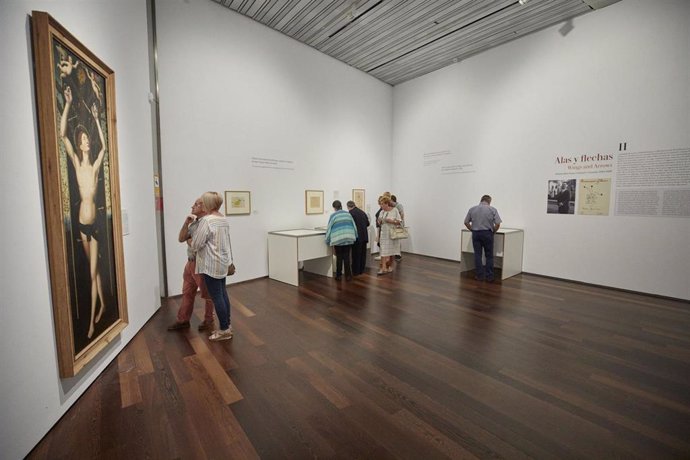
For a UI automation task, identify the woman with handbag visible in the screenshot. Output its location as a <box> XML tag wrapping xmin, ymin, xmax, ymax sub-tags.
<box><xmin>376</xmin><ymin>196</ymin><xmax>402</xmax><ymax>275</ymax></box>
<box><xmin>191</xmin><ymin>191</ymin><xmax>234</xmax><ymax>341</ymax></box>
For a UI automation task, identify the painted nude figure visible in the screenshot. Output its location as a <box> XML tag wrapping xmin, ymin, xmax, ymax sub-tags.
<box><xmin>60</xmin><ymin>85</ymin><xmax>106</xmax><ymax>338</ymax></box>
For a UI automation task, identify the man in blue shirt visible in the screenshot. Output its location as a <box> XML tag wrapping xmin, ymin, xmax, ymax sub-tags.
<box><xmin>464</xmin><ymin>195</ymin><xmax>502</xmax><ymax>282</ymax></box>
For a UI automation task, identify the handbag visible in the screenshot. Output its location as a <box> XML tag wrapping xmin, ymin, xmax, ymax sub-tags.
<box><xmin>226</xmin><ymin>234</ymin><xmax>236</xmax><ymax>276</ymax></box>
<box><xmin>389</xmin><ymin>225</ymin><xmax>409</xmax><ymax>240</ymax></box>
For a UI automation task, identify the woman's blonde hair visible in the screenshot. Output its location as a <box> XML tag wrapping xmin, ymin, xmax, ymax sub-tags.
<box><xmin>201</xmin><ymin>191</ymin><xmax>223</xmax><ymax>212</ymax></box>
<box><xmin>379</xmin><ymin>195</ymin><xmax>392</xmax><ymax>206</ymax></box>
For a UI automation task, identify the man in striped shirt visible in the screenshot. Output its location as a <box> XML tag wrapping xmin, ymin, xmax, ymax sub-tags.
<box><xmin>325</xmin><ymin>200</ymin><xmax>358</xmax><ymax>281</ymax></box>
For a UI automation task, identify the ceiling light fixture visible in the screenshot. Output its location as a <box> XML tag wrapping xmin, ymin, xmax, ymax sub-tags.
<box><xmin>518</xmin><ymin>0</ymin><xmax>529</xmax><ymax>5</ymax></box>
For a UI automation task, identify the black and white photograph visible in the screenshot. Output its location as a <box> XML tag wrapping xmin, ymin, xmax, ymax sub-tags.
<box><xmin>547</xmin><ymin>179</ymin><xmax>576</xmax><ymax>214</ymax></box>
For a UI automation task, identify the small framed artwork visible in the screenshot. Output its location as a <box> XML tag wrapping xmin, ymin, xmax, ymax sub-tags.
<box><xmin>305</xmin><ymin>190</ymin><xmax>324</xmax><ymax>214</ymax></box>
<box><xmin>352</xmin><ymin>189</ymin><xmax>365</xmax><ymax>209</ymax></box>
<box><xmin>31</xmin><ymin>11</ymin><xmax>128</xmax><ymax>377</ymax></box>
<box><xmin>225</xmin><ymin>190</ymin><xmax>251</xmax><ymax>215</ymax></box>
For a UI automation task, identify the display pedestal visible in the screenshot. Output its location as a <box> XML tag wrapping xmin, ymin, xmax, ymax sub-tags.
<box><xmin>268</xmin><ymin>229</ymin><xmax>333</xmax><ymax>286</ymax></box>
<box><xmin>460</xmin><ymin>228</ymin><xmax>524</xmax><ymax>280</ymax></box>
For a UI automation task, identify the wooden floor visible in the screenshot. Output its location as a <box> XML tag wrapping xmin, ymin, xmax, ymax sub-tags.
<box><xmin>30</xmin><ymin>254</ymin><xmax>690</xmax><ymax>459</ymax></box>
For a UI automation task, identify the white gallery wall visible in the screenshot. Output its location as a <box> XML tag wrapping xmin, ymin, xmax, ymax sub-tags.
<box><xmin>392</xmin><ymin>0</ymin><xmax>690</xmax><ymax>300</ymax></box>
<box><xmin>0</xmin><ymin>1</ymin><xmax>160</xmax><ymax>458</ymax></box>
<box><xmin>156</xmin><ymin>0</ymin><xmax>393</xmax><ymax>295</ymax></box>
<box><xmin>1</xmin><ymin>0</ymin><xmax>687</xmax><ymax>457</ymax></box>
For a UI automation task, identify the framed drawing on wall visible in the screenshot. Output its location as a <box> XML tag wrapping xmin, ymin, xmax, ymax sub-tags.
<box><xmin>352</xmin><ymin>189</ymin><xmax>365</xmax><ymax>209</ymax></box>
<box><xmin>225</xmin><ymin>190</ymin><xmax>251</xmax><ymax>215</ymax></box>
<box><xmin>32</xmin><ymin>11</ymin><xmax>128</xmax><ymax>378</ymax></box>
<box><xmin>305</xmin><ymin>190</ymin><xmax>324</xmax><ymax>214</ymax></box>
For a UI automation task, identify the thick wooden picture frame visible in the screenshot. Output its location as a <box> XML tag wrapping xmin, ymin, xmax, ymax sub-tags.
<box><xmin>225</xmin><ymin>190</ymin><xmax>251</xmax><ymax>215</ymax></box>
<box><xmin>305</xmin><ymin>190</ymin><xmax>324</xmax><ymax>214</ymax></box>
<box><xmin>32</xmin><ymin>11</ymin><xmax>128</xmax><ymax>378</ymax></box>
<box><xmin>352</xmin><ymin>189</ymin><xmax>365</xmax><ymax>209</ymax></box>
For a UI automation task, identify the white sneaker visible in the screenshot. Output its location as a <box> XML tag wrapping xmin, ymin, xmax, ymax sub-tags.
<box><xmin>209</xmin><ymin>328</ymin><xmax>233</xmax><ymax>341</ymax></box>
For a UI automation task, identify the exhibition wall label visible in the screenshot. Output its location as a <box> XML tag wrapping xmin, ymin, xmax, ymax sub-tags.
<box><xmin>548</xmin><ymin>147</ymin><xmax>689</xmax><ymax>218</ymax></box>
<box><xmin>422</xmin><ymin>150</ymin><xmax>476</xmax><ymax>176</ymax></box>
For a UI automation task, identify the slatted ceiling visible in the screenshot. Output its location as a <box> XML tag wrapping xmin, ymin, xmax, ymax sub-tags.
<box><xmin>242</xmin><ymin>0</ymin><xmax>261</xmax><ymax>16</ymax></box>
<box><xmin>295</xmin><ymin>0</ymin><xmax>365</xmax><ymax>40</ymax></box>
<box><xmin>304</xmin><ymin>0</ymin><xmax>383</xmax><ymax>46</ymax></box>
<box><xmin>365</xmin><ymin>7</ymin><xmax>523</xmax><ymax>81</ymax></box>
<box><xmin>281</xmin><ymin>0</ymin><xmax>341</xmax><ymax>37</ymax></box>
<box><xmin>374</xmin><ymin>1</ymin><xmax>592</xmax><ymax>84</ymax></box>
<box><xmin>314</xmin><ymin>2</ymin><xmax>401</xmax><ymax>57</ymax></box>
<box><xmin>264</xmin><ymin>0</ymin><xmax>317</xmax><ymax>32</ymax></box>
<box><xmin>374</xmin><ymin>0</ymin><xmax>582</xmax><ymax>82</ymax></box>
<box><xmin>332</xmin><ymin>20</ymin><xmax>455</xmax><ymax>70</ymax></box>
<box><xmin>253</xmin><ymin>1</ymin><xmax>290</xmax><ymax>24</ymax></box>
<box><xmin>210</xmin><ymin>0</ymin><xmax>603</xmax><ymax>85</ymax></box>
<box><xmin>322</xmin><ymin>11</ymin><xmax>412</xmax><ymax>63</ymax></box>
<box><xmin>260</xmin><ymin>1</ymin><xmax>288</xmax><ymax>27</ymax></box>
<box><xmin>351</xmin><ymin>2</ymin><xmax>511</xmax><ymax>72</ymax></box>
<box><xmin>326</xmin><ymin>1</ymin><xmax>460</xmax><ymax>62</ymax></box>
<box><xmin>260</xmin><ymin>0</ymin><xmax>292</xmax><ymax>20</ymax></box>
<box><xmin>297</xmin><ymin>1</ymin><xmax>361</xmax><ymax>43</ymax></box>
<box><xmin>329</xmin><ymin>0</ymin><xmax>479</xmax><ymax>57</ymax></box>
<box><xmin>334</xmin><ymin>0</ymin><xmax>523</xmax><ymax>70</ymax></box>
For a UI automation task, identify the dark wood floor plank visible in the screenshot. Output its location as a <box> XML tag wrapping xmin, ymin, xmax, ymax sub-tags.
<box><xmin>368</xmin><ymin>336</ymin><xmax>629</xmax><ymax>457</ymax></box>
<box><xmin>187</xmin><ymin>335</ymin><xmax>243</xmax><ymax>404</ymax></box>
<box><xmin>285</xmin><ymin>356</ymin><xmax>352</xmax><ymax>409</ymax></box>
<box><xmin>392</xmin><ymin>408</ymin><xmax>481</xmax><ymax>460</ymax></box>
<box><xmin>306</xmin><ymin>350</ymin><xmax>403</xmax><ymax>416</ymax></box>
<box><xmin>117</xmin><ymin>350</ymin><xmax>143</xmax><ymax>408</ymax></box>
<box><xmin>28</xmin><ymin>254</ymin><xmax>690</xmax><ymax>459</ymax></box>
<box><xmin>352</xmin><ymin>358</ymin><xmax>542</xmax><ymax>460</ymax></box>
<box><xmin>180</xmin><ymin>356</ymin><xmax>259</xmax><ymax>458</ymax></box>
<box><xmin>501</xmin><ymin>367</ymin><xmax>690</xmax><ymax>455</ymax></box>
<box><xmin>148</xmin><ymin>349</ymin><xmax>207</xmax><ymax>458</ymax></box>
<box><xmin>231</xmin><ymin>362</ymin><xmax>344</xmax><ymax>458</ymax></box>
<box><xmin>230</xmin><ymin>295</ymin><xmax>257</xmax><ymax>318</ymax></box>
<box><xmin>130</xmin><ymin>330</ymin><xmax>155</xmax><ymax>375</ymax></box>
<box><xmin>590</xmin><ymin>372</ymin><xmax>690</xmax><ymax>415</ymax></box>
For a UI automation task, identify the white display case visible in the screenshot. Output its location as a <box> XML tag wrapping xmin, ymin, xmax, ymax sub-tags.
<box><xmin>267</xmin><ymin>229</ymin><xmax>333</xmax><ymax>286</ymax></box>
<box><xmin>460</xmin><ymin>228</ymin><xmax>524</xmax><ymax>280</ymax></box>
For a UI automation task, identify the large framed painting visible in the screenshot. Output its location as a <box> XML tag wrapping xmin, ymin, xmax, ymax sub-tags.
<box><xmin>32</xmin><ymin>11</ymin><xmax>128</xmax><ymax>378</ymax></box>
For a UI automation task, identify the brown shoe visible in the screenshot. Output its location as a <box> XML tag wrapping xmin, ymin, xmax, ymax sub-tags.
<box><xmin>198</xmin><ymin>320</ymin><xmax>214</xmax><ymax>331</ymax></box>
<box><xmin>167</xmin><ymin>321</ymin><xmax>190</xmax><ymax>331</ymax></box>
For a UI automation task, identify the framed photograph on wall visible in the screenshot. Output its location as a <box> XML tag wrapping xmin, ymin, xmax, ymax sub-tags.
<box><xmin>32</xmin><ymin>11</ymin><xmax>128</xmax><ymax>378</ymax></box>
<box><xmin>352</xmin><ymin>189</ymin><xmax>365</xmax><ymax>209</ymax></box>
<box><xmin>305</xmin><ymin>190</ymin><xmax>324</xmax><ymax>214</ymax></box>
<box><xmin>225</xmin><ymin>190</ymin><xmax>251</xmax><ymax>215</ymax></box>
